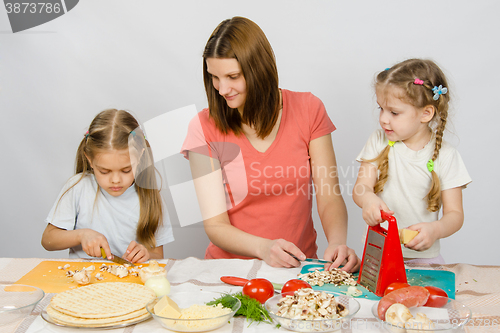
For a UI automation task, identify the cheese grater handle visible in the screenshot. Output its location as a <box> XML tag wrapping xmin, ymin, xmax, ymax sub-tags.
<box><xmin>380</xmin><ymin>210</ymin><xmax>394</xmax><ymax>222</ymax></box>
<box><xmin>368</xmin><ymin>211</ymin><xmax>393</xmax><ymax>235</ymax></box>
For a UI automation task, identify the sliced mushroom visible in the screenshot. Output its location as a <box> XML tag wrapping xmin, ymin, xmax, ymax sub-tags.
<box><xmin>84</xmin><ymin>265</ymin><xmax>95</xmax><ymax>272</ymax></box>
<box><xmin>274</xmin><ymin>288</ymin><xmax>349</xmax><ymax>320</ymax></box>
<box><xmin>73</xmin><ymin>270</ymin><xmax>91</xmax><ymax>285</ymax></box>
<box><xmin>385</xmin><ymin>303</ymin><xmax>413</xmax><ymax>327</ymax></box>
<box><xmin>406</xmin><ymin>312</ymin><xmax>435</xmax><ymax>332</ymax></box>
<box><xmin>114</xmin><ymin>266</ymin><xmax>129</xmax><ymax>278</ymax></box>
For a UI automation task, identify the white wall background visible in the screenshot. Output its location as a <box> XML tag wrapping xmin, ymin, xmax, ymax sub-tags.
<box><xmin>1</xmin><ymin>0</ymin><xmax>498</xmax><ymax>265</ymax></box>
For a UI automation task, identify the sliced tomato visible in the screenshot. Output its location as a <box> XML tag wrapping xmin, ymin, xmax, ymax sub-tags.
<box><xmin>384</xmin><ymin>282</ymin><xmax>411</xmax><ymax>296</ymax></box>
<box><xmin>242</xmin><ymin>278</ymin><xmax>275</xmax><ymax>304</ymax></box>
<box><xmin>281</xmin><ymin>279</ymin><xmax>312</xmax><ymax>295</ymax></box>
<box><xmin>424</xmin><ymin>286</ymin><xmax>448</xmax><ymax>307</ymax></box>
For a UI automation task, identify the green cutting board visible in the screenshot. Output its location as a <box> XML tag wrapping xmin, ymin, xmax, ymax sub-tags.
<box><xmin>300</xmin><ymin>264</ymin><xmax>455</xmax><ymax>301</ymax></box>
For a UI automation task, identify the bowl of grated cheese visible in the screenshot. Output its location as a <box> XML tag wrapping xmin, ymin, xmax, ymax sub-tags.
<box><xmin>146</xmin><ymin>291</ymin><xmax>241</xmax><ymax>332</ymax></box>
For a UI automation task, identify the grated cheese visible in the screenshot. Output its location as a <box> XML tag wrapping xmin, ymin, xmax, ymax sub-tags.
<box><xmin>166</xmin><ymin>304</ymin><xmax>231</xmax><ymax>331</ymax></box>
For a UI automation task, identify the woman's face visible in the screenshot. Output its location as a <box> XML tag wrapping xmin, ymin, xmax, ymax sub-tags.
<box><xmin>206</xmin><ymin>58</ymin><xmax>247</xmax><ymax>113</ymax></box>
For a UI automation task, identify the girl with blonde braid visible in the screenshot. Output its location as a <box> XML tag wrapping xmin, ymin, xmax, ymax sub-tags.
<box><xmin>42</xmin><ymin>109</ymin><xmax>174</xmax><ymax>263</ymax></box>
<box><xmin>353</xmin><ymin>59</ymin><xmax>471</xmax><ymax>264</ymax></box>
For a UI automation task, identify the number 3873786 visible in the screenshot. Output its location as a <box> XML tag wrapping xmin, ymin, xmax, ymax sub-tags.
<box><xmin>5</xmin><ymin>2</ymin><xmax>62</xmax><ymax>14</ymax></box>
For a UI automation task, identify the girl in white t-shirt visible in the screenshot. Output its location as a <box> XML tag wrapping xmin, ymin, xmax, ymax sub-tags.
<box><xmin>353</xmin><ymin>59</ymin><xmax>471</xmax><ymax>263</ymax></box>
<box><xmin>42</xmin><ymin>109</ymin><xmax>174</xmax><ymax>263</ymax></box>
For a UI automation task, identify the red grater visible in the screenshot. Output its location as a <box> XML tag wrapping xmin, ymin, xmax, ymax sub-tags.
<box><xmin>357</xmin><ymin>210</ymin><xmax>407</xmax><ymax>296</ymax></box>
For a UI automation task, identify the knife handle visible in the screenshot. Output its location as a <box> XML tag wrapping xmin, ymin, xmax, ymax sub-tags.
<box><xmin>100</xmin><ymin>248</ymin><xmax>107</xmax><ymax>259</ymax></box>
<box><xmin>220</xmin><ymin>276</ymin><xmax>249</xmax><ymax>286</ymax></box>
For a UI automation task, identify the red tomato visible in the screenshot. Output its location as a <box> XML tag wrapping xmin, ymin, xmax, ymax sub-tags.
<box><xmin>242</xmin><ymin>278</ymin><xmax>275</xmax><ymax>304</ymax></box>
<box><xmin>424</xmin><ymin>286</ymin><xmax>448</xmax><ymax>307</ymax></box>
<box><xmin>384</xmin><ymin>282</ymin><xmax>411</xmax><ymax>296</ymax></box>
<box><xmin>281</xmin><ymin>279</ymin><xmax>312</xmax><ymax>295</ymax></box>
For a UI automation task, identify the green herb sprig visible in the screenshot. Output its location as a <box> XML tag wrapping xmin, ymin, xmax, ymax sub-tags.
<box><xmin>207</xmin><ymin>292</ymin><xmax>273</xmax><ymax>325</ymax></box>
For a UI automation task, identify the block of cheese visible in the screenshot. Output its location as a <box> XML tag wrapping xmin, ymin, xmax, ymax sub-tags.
<box><xmin>399</xmin><ymin>229</ymin><xmax>419</xmax><ymax>244</ymax></box>
<box><xmin>154</xmin><ymin>295</ymin><xmax>181</xmax><ymax>318</ymax></box>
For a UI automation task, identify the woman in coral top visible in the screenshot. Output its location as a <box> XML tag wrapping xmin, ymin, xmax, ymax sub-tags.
<box><xmin>181</xmin><ymin>16</ymin><xmax>359</xmax><ymax>271</ymax></box>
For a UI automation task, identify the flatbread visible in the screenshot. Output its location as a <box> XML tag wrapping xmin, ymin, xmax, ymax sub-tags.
<box><xmin>46</xmin><ymin>304</ymin><xmax>150</xmax><ymax>327</ymax></box>
<box><xmin>50</xmin><ymin>282</ymin><xmax>155</xmax><ymax>319</ymax></box>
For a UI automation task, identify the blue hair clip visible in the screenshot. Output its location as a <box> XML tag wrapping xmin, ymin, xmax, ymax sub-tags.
<box><xmin>130</xmin><ymin>130</ymin><xmax>136</xmax><ymax>137</ymax></box>
<box><xmin>432</xmin><ymin>85</ymin><xmax>447</xmax><ymax>100</ymax></box>
<box><xmin>385</xmin><ymin>68</ymin><xmax>391</xmax><ymax>71</ymax></box>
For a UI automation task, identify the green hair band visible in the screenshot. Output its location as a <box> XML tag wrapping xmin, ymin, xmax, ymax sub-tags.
<box><xmin>427</xmin><ymin>159</ymin><xmax>434</xmax><ymax>173</ymax></box>
<box><xmin>388</xmin><ymin>140</ymin><xmax>396</xmax><ymax>147</ymax></box>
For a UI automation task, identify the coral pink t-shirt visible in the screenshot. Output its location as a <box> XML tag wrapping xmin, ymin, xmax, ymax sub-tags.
<box><xmin>181</xmin><ymin>89</ymin><xmax>336</xmax><ymax>259</ymax></box>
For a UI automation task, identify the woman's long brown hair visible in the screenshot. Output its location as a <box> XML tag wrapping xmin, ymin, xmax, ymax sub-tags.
<box><xmin>58</xmin><ymin>109</ymin><xmax>163</xmax><ymax>249</ymax></box>
<box><xmin>203</xmin><ymin>16</ymin><xmax>281</xmax><ymax>139</ymax></box>
<box><xmin>367</xmin><ymin>59</ymin><xmax>450</xmax><ymax>212</ymax></box>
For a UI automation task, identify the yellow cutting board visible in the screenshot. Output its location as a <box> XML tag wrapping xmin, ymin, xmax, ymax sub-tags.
<box><xmin>14</xmin><ymin>261</ymin><xmax>165</xmax><ymax>293</ymax></box>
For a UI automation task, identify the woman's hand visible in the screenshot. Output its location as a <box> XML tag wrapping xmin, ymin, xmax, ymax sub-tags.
<box><xmin>259</xmin><ymin>238</ymin><xmax>305</xmax><ymax>268</ymax></box>
<box><xmin>123</xmin><ymin>241</ymin><xmax>150</xmax><ymax>263</ymax></box>
<box><xmin>405</xmin><ymin>222</ymin><xmax>439</xmax><ymax>251</ymax></box>
<box><xmin>79</xmin><ymin>229</ymin><xmax>111</xmax><ymax>259</ymax></box>
<box><xmin>324</xmin><ymin>243</ymin><xmax>361</xmax><ymax>273</ymax></box>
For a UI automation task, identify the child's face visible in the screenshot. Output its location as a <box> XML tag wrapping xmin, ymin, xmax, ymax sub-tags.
<box><xmin>206</xmin><ymin>57</ymin><xmax>247</xmax><ymax>114</ymax></box>
<box><xmin>88</xmin><ymin>149</ymin><xmax>135</xmax><ymax>197</ymax></box>
<box><xmin>376</xmin><ymin>87</ymin><xmax>429</xmax><ymax>144</ymax></box>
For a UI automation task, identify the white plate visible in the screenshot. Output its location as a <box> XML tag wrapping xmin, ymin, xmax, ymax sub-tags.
<box><xmin>371</xmin><ymin>296</ymin><xmax>471</xmax><ymax>332</ymax></box>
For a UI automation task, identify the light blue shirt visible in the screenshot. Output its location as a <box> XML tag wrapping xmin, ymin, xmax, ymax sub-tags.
<box><xmin>45</xmin><ymin>174</ymin><xmax>174</xmax><ymax>258</ymax></box>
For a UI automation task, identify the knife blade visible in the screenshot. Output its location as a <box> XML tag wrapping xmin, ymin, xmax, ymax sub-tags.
<box><xmin>100</xmin><ymin>248</ymin><xmax>136</xmax><ymax>267</ymax></box>
<box><xmin>303</xmin><ymin>258</ymin><xmax>334</xmax><ymax>264</ymax></box>
<box><xmin>286</xmin><ymin>252</ymin><xmax>333</xmax><ymax>264</ymax></box>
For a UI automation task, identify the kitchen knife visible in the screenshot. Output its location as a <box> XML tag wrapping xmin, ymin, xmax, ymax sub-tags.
<box><xmin>220</xmin><ymin>276</ymin><xmax>282</xmax><ymax>293</ymax></box>
<box><xmin>100</xmin><ymin>248</ymin><xmax>136</xmax><ymax>267</ymax></box>
<box><xmin>303</xmin><ymin>258</ymin><xmax>334</xmax><ymax>264</ymax></box>
<box><xmin>286</xmin><ymin>252</ymin><xmax>333</xmax><ymax>265</ymax></box>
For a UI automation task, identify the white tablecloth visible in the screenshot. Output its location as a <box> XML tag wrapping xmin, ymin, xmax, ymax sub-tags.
<box><xmin>1</xmin><ymin>257</ymin><xmax>498</xmax><ymax>333</ymax></box>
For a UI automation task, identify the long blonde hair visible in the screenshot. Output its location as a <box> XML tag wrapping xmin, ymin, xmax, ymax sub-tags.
<box><xmin>60</xmin><ymin>109</ymin><xmax>162</xmax><ymax>249</ymax></box>
<box><xmin>368</xmin><ymin>59</ymin><xmax>450</xmax><ymax>212</ymax></box>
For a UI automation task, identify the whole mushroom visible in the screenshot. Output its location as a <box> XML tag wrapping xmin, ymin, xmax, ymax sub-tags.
<box><xmin>139</xmin><ymin>260</ymin><xmax>167</xmax><ymax>283</ymax></box>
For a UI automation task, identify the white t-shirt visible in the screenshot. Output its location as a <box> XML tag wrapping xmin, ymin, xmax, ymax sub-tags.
<box><xmin>45</xmin><ymin>174</ymin><xmax>174</xmax><ymax>259</ymax></box>
<box><xmin>356</xmin><ymin>129</ymin><xmax>471</xmax><ymax>258</ymax></box>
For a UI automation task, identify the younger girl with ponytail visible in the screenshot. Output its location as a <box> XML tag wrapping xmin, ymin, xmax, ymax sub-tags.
<box><xmin>42</xmin><ymin>109</ymin><xmax>174</xmax><ymax>263</ymax></box>
<box><xmin>353</xmin><ymin>59</ymin><xmax>471</xmax><ymax>264</ymax></box>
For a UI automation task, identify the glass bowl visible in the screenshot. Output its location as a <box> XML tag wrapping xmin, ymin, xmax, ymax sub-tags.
<box><xmin>146</xmin><ymin>291</ymin><xmax>241</xmax><ymax>332</ymax></box>
<box><xmin>265</xmin><ymin>290</ymin><xmax>360</xmax><ymax>332</ymax></box>
<box><xmin>0</xmin><ymin>284</ymin><xmax>44</xmax><ymax>326</ymax></box>
<box><xmin>371</xmin><ymin>296</ymin><xmax>472</xmax><ymax>332</ymax></box>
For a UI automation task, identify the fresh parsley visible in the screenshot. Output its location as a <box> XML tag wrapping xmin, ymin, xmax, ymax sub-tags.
<box><xmin>207</xmin><ymin>292</ymin><xmax>273</xmax><ymax>325</ymax></box>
